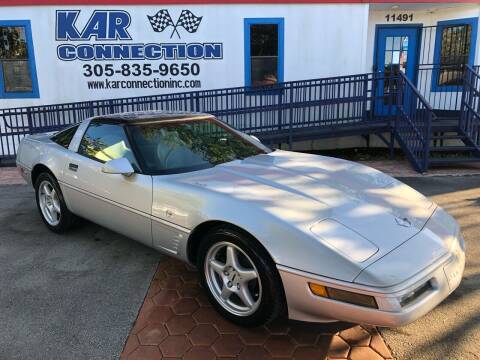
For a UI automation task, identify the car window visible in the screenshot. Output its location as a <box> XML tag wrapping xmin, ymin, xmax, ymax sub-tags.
<box><xmin>51</xmin><ymin>124</ymin><xmax>79</xmax><ymax>149</ymax></box>
<box><xmin>127</xmin><ymin>118</ymin><xmax>267</xmax><ymax>174</ymax></box>
<box><xmin>78</xmin><ymin>122</ymin><xmax>139</xmax><ymax>170</ymax></box>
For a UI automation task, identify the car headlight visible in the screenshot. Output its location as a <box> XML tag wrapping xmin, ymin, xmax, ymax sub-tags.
<box><xmin>308</xmin><ymin>282</ymin><xmax>378</xmax><ymax>309</ymax></box>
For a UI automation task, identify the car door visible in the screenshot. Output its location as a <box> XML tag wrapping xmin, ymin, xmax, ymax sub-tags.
<box><xmin>125</xmin><ymin>119</ymin><xmax>209</xmax><ymax>259</ymax></box>
<box><xmin>62</xmin><ymin>119</ymin><xmax>153</xmax><ymax>246</ymax></box>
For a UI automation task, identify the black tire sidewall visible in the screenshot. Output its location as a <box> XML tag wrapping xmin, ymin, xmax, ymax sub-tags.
<box><xmin>197</xmin><ymin>227</ymin><xmax>285</xmax><ymax>327</ymax></box>
<box><xmin>34</xmin><ymin>172</ymin><xmax>72</xmax><ymax>233</ymax></box>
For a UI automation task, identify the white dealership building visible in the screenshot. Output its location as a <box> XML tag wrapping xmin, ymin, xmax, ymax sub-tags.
<box><xmin>0</xmin><ymin>1</ymin><xmax>479</xmax><ymax>108</ymax></box>
<box><xmin>0</xmin><ymin>1</ymin><xmax>480</xmax><ymax>168</ymax></box>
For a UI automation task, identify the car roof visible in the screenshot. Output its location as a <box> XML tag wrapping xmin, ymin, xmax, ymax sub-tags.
<box><xmin>90</xmin><ymin>110</ymin><xmax>213</xmax><ymax>124</ymax></box>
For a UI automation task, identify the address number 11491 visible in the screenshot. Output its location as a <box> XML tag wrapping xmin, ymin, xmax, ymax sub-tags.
<box><xmin>385</xmin><ymin>13</ymin><xmax>413</xmax><ymax>22</ymax></box>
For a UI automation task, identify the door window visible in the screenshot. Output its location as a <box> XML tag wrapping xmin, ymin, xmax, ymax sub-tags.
<box><xmin>383</xmin><ymin>36</ymin><xmax>409</xmax><ymax>105</ymax></box>
<box><xmin>78</xmin><ymin>122</ymin><xmax>139</xmax><ymax>169</ymax></box>
<box><xmin>384</xmin><ymin>36</ymin><xmax>409</xmax><ymax>74</ymax></box>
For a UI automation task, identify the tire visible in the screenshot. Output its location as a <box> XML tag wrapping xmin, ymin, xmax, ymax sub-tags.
<box><xmin>35</xmin><ymin>172</ymin><xmax>76</xmax><ymax>233</ymax></box>
<box><xmin>197</xmin><ymin>226</ymin><xmax>286</xmax><ymax>327</ymax></box>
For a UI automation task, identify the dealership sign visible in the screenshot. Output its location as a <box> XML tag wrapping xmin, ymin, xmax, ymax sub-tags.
<box><xmin>54</xmin><ymin>9</ymin><xmax>222</xmax><ymax>91</ymax></box>
<box><xmin>57</xmin><ymin>42</ymin><xmax>222</xmax><ymax>61</ymax></box>
<box><xmin>56</xmin><ymin>10</ymin><xmax>222</xmax><ymax>61</ymax></box>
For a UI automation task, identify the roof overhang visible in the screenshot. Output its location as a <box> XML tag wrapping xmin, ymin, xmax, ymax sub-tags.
<box><xmin>0</xmin><ymin>0</ymin><xmax>478</xmax><ymax>6</ymax></box>
<box><xmin>370</xmin><ymin>2</ymin><xmax>477</xmax><ymax>10</ymax></box>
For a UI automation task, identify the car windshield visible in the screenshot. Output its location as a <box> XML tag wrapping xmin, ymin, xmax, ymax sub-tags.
<box><xmin>127</xmin><ymin>117</ymin><xmax>269</xmax><ymax>174</ymax></box>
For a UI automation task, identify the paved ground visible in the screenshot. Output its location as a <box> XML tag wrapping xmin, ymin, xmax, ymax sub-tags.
<box><xmin>1</xmin><ymin>167</ymin><xmax>479</xmax><ymax>360</ymax></box>
<box><xmin>0</xmin><ymin>169</ymin><xmax>393</xmax><ymax>360</ymax></box>
<box><xmin>121</xmin><ymin>258</ymin><xmax>392</xmax><ymax>360</ymax></box>
<box><xmin>0</xmin><ymin>167</ymin><xmax>25</xmax><ymax>185</ymax></box>
<box><xmin>359</xmin><ymin>160</ymin><xmax>480</xmax><ymax>178</ymax></box>
<box><xmin>382</xmin><ymin>176</ymin><xmax>480</xmax><ymax>360</ymax></box>
<box><xmin>0</xmin><ymin>184</ymin><xmax>162</xmax><ymax>360</ymax></box>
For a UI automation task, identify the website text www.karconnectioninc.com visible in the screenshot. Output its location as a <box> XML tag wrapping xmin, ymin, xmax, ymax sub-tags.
<box><xmin>87</xmin><ymin>78</ymin><xmax>202</xmax><ymax>90</ymax></box>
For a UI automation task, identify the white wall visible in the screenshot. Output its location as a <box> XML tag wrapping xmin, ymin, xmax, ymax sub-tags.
<box><xmin>0</xmin><ymin>4</ymin><xmax>369</xmax><ymax>109</ymax></box>
<box><xmin>367</xmin><ymin>4</ymin><xmax>480</xmax><ymax>72</ymax></box>
<box><xmin>367</xmin><ymin>5</ymin><xmax>480</xmax><ymax>110</ymax></box>
<box><xmin>3</xmin><ymin>3</ymin><xmax>480</xmax><ymax>153</ymax></box>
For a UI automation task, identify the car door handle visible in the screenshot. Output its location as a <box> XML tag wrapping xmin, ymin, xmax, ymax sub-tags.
<box><xmin>68</xmin><ymin>163</ymin><xmax>78</xmax><ymax>172</ymax></box>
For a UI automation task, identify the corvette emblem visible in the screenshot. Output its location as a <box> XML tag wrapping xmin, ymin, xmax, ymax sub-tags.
<box><xmin>395</xmin><ymin>217</ymin><xmax>412</xmax><ymax>227</ymax></box>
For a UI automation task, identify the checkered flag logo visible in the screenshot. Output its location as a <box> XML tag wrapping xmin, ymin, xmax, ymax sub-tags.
<box><xmin>147</xmin><ymin>10</ymin><xmax>175</xmax><ymax>33</ymax></box>
<box><xmin>175</xmin><ymin>10</ymin><xmax>202</xmax><ymax>34</ymax></box>
<box><xmin>147</xmin><ymin>9</ymin><xmax>202</xmax><ymax>38</ymax></box>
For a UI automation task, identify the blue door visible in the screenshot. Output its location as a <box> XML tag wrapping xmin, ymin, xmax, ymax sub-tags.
<box><xmin>375</xmin><ymin>26</ymin><xmax>420</xmax><ymax>115</ymax></box>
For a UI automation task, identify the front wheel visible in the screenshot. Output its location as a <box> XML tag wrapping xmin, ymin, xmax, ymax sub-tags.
<box><xmin>197</xmin><ymin>226</ymin><xmax>286</xmax><ymax>327</ymax></box>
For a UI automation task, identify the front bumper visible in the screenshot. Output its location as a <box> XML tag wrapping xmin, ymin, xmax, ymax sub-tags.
<box><xmin>278</xmin><ymin>233</ymin><xmax>465</xmax><ymax>327</ymax></box>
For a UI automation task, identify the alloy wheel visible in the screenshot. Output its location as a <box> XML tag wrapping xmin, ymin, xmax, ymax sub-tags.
<box><xmin>204</xmin><ymin>241</ymin><xmax>262</xmax><ymax>317</ymax></box>
<box><xmin>38</xmin><ymin>180</ymin><xmax>61</xmax><ymax>226</ymax></box>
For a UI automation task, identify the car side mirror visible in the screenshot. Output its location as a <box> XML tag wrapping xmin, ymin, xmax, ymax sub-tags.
<box><xmin>101</xmin><ymin>158</ymin><xmax>135</xmax><ymax>176</ymax></box>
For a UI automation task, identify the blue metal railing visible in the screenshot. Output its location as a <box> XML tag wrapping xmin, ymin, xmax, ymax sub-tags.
<box><xmin>460</xmin><ymin>65</ymin><xmax>480</xmax><ymax>153</ymax></box>
<box><xmin>395</xmin><ymin>71</ymin><xmax>436</xmax><ymax>172</ymax></box>
<box><xmin>1</xmin><ymin>73</ymin><xmax>393</xmax><ymax>161</ymax></box>
<box><xmin>1</xmin><ymin>70</ymin><xmax>457</xmax><ymax>172</ymax></box>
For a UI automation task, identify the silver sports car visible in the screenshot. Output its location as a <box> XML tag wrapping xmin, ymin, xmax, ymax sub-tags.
<box><xmin>16</xmin><ymin>111</ymin><xmax>465</xmax><ymax>327</ymax></box>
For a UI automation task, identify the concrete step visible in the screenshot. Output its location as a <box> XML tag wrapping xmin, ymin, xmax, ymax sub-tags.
<box><xmin>431</xmin><ymin>134</ymin><xmax>466</xmax><ymax>141</ymax></box>
<box><xmin>429</xmin><ymin>157</ymin><xmax>480</xmax><ymax>165</ymax></box>
<box><xmin>430</xmin><ymin>124</ymin><xmax>460</xmax><ymax>132</ymax></box>
<box><xmin>431</xmin><ymin>116</ymin><xmax>460</xmax><ymax>131</ymax></box>
<box><xmin>430</xmin><ymin>146</ymin><xmax>477</xmax><ymax>152</ymax></box>
<box><xmin>434</xmin><ymin>116</ymin><xmax>459</xmax><ymax>122</ymax></box>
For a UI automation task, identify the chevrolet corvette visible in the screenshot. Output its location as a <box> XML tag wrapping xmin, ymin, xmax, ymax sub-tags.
<box><xmin>16</xmin><ymin>111</ymin><xmax>465</xmax><ymax>327</ymax></box>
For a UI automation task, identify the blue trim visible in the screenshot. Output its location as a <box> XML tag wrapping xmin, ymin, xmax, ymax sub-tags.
<box><xmin>431</xmin><ymin>17</ymin><xmax>478</xmax><ymax>92</ymax></box>
<box><xmin>0</xmin><ymin>20</ymin><xmax>40</xmax><ymax>99</ymax></box>
<box><xmin>244</xmin><ymin>18</ymin><xmax>284</xmax><ymax>87</ymax></box>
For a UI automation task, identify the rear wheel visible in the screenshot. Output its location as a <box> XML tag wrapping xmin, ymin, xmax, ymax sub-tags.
<box><xmin>35</xmin><ymin>172</ymin><xmax>76</xmax><ymax>233</ymax></box>
<box><xmin>197</xmin><ymin>226</ymin><xmax>285</xmax><ymax>326</ymax></box>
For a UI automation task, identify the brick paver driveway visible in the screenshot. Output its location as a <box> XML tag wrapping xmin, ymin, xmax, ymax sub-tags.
<box><xmin>120</xmin><ymin>173</ymin><xmax>480</xmax><ymax>360</ymax></box>
<box><xmin>121</xmin><ymin>258</ymin><xmax>392</xmax><ymax>360</ymax></box>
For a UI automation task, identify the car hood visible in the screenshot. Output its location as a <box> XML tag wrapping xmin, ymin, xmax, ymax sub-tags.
<box><xmin>179</xmin><ymin>150</ymin><xmax>435</xmax><ymax>264</ymax></box>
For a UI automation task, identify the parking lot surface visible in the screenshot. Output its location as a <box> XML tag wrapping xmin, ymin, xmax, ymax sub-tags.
<box><xmin>382</xmin><ymin>176</ymin><xmax>480</xmax><ymax>360</ymax></box>
<box><xmin>0</xmin><ymin>184</ymin><xmax>162</xmax><ymax>360</ymax></box>
<box><xmin>0</xmin><ymin>172</ymin><xmax>392</xmax><ymax>360</ymax></box>
<box><xmin>1</xmin><ymin>169</ymin><xmax>478</xmax><ymax>359</ymax></box>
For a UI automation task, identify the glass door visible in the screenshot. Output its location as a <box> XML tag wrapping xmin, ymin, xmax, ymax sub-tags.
<box><xmin>375</xmin><ymin>26</ymin><xmax>420</xmax><ymax>115</ymax></box>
